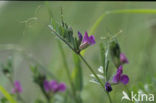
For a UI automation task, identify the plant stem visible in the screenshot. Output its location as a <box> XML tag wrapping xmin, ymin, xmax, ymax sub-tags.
<box><xmin>78</xmin><ymin>54</ymin><xmax>112</xmax><ymax>103</ymax></box>
<box><xmin>89</xmin><ymin>9</ymin><xmax>156</xmax><ymax>35</ymax></box>
<box><xmin>39</xmin><ymin>85</ymin><xmax>51</xmax><ymax>103</ymax></box>
<box><xmin>58</xmin><ymin>40</ymin><xmax>79</xmax><ymax>103</ymax></box>
<box><xmin>78</xmin><ymin>54</ymin><xmax>105</xmax><ymax>88</ymax></box>
<box><xmin>107</xmin><ymin>92</ymin><xmax>112</xmax><ymax>103</ymax></box>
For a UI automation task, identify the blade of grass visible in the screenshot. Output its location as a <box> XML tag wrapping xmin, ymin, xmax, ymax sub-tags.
<box><xmin>0</xmin><ymin>85</ymin><xmax>17</xmax><ymax>103</ymax></box>
<box><xmin>89</xmin><ymin>9</ymin><xmax>156</xmax><ymax>35</ymax></box>
<box><xmin>57</xmin><ymin>40</ymin><xmax>80</xmax><ymax>103</ymax></box>
<box><xmin>72</xmin><ymin>53</ymin><xmax>83</xmax><ymax>103</ymax></box>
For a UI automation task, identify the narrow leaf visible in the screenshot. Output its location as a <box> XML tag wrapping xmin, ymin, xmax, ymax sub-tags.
<box><xmin>0</xmin><ymin>85</ymin><xmax>17</xmax><ymax>103</ymax></box>
<box><xmin>72</xmin><ymin>53</ymin><xmax>83</xmax><ymax>91</ymax></box>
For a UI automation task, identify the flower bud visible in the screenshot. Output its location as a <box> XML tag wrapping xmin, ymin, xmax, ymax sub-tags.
<box><xmin>105</xmin><ymin>82</ymin><xmax>112</xmax><ymax>92</ymax></box>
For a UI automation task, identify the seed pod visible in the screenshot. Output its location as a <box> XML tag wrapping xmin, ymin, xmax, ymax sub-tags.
<box><xmin>110</xmin><ymin>40</ymin><xmax>121</xmax><ymax>68</ymax></box>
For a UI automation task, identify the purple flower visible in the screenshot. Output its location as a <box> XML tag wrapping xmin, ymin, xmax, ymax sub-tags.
<box><xmin>79</xmin><ymin>32</ymin><xmax>96</xmax><ymax>50</ymax></box>
<box><xmin>105</xmin><ymin>82</ymin><xmax>112</xmax><ymax>92</ymax></box>
<box><xmin>78</xmin><ymin>31</ymin><xmax>83</xmax><ymax>41</ymax></box>
<box><xmin>112</xmin><ymin>65</ymin><xmax>129</xmax><ymax>85</ymax></box>
<box><xmin>12</xmin><ymin>80</ymin><xmax>22</xmax><ymax>94</ymax></box>
<box><xmin>120</xmin><ymin>53</ymin><xmax>128</xmax><ymax>64</ymax></box>
<box><xmin>44</xmin><ymin>80</ymin><xmax>51</xmax><ymax>92</ymax></box>
<box><xmin>43</xmin><ymin>80</ymin><xmax>66</xmax><ymax>93</ymax></box>
<box><xmin>58</xmin><ymin>83</ymin><xmax>66</xmax><ymax>92</ymax></box>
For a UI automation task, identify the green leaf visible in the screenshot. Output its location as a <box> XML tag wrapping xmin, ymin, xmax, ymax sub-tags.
<box><xmin>1</xmin><ymin>97</ymin><xmax>8</xmax><ymax>103</ymax></box>
<box><xmin>105</xmin><ymin>44</ymin><xmax>109</xmax><ymax>81</ymax></box>
<box><xmin>72</xmin><ymin>53</ymin><xmax>83</xmax><ymax>91</ymax></box>
<box><xmin>0</xmin><ymin>85</ymin><xmax>17</xmax><ymax>103</ymax></box>
<box><xmin>99</xmin><ymin>43</ymin><xmax>105</xmax><ymax>75</ymax></box>
<box><xmin>100</xmin><ymin>43</ymin><xmax>110</xmax><ymax>81</ymax></box>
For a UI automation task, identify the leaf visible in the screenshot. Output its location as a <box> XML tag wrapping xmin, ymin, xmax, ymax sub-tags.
<box><xmin>99</xmin><ymin>43</ymin><xmax>105</xmax><ymax>75</ymax></box>
<box><xmin>99</xmin><ymin>43</ymin><xmax>109</xmax><ymax>80</ymax></box>
<box><xmin>105</xmin><ymin>44</ymin><xmax>110</xmax><ymax>80</ymax></box>
<box><xmin>0</xmin><ymin>85</ymin><xmax>17</xmax><ymax>103</ymax></box>
<box><xmin>1</xmin><ymin>97</ymin><xmax>8</xmax><ymax>103</ymax></box>
<box><xmin>72</xmin><ymin>53</ymin><xmax>83</xmax><ymax>91</ymax></box>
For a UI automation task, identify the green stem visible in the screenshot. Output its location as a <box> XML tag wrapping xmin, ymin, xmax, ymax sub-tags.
<box><xmin>57</xmin><ymin>40</ymin><xmax>79</xmax><ymax>103</ymax></box>
<box><xmin>80</xmin><ymin>9</ymin><xmax>156</xmax><ymax>56</ymax></box>
<box><xmin>78</xmin><ymin>54</ymin><xmax>112</xmax><ymax>103</ymax></box>
<box><xmin>89</xmin><ymin>9</ymin><xmax>156</xmax><ymax>35</ymax></box>
<box><xmin>39</xmin><ymin>86</ymin><xmax>51</xmax><ymax>103</ymax></box>
<box><xmin>78</xmin><ymin>54</ymin><xmax>105</xmax><ymax>87</ymax></box>
<box><xmin>107</xmin><ymin>92</ymin><xmax>112</xmax><ymax>103</ymax></box>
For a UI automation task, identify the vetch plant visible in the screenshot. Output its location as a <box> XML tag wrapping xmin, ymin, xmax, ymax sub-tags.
<box><xmin>12</xmin><ymin>80</ymin><xmax>23</xmax><ymax>94</ymax></box>
<box><xmin>48</xmin><ymin>13</ymin><xmax>114</xmax><ymax>103</ymax></box>
<box><xmin>0</xmin><ymin>57</ymin><xmax>26</xmax><ymax>103</ymax></box>
<box><xmin>30</xmin><ymin>65</ymin><xmax>67</xmax><ymax>103</ymax></box>
<box><xmin>48</xmin><ymin>10</ymin><xmax>132</xmax><ymax>102</ymax></box>
<box><xmin>1</xmin><ymin>6</ymin><xmax>156</xmax><ymax>103</ymax></box>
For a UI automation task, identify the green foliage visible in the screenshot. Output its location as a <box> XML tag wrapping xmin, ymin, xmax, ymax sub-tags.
<box><xmin>49</xmin><ymin>17</ymin><xmax>81</xmax><ymax>53</ymax></box>
<box><xmin>100</xmin><ymin>43</ymin><xmax>110</xmax><ymax>81</ymax></box>
<box><xmin>72</xmin><ymin>53</ymin><xmax>83</xmax><ymax>92</ymax></box>
<box><xmin>1</xmin><ymin>97</ymin><xmax>8</xmax><ymax>103</ymax></box>
<box><xmin>48</xmin><ymin>12</ymin><xmax>85</xmax><ymax>54</ymax></box>
<box><xmin>100</xmin><ymin>43</ymin><xmax>105</xmax><ymax>74</ymax></box>
<box><xmin>30</xmin><ymin>65</ymin><xmax>46</xmax><ymax>86</ymax></box>
<box><xmin>1</xmin><ymin>56</ymin><xmax>13</xmax><ymax>77</ymax></box>
<box><xmin>0</xmin><ymin>85</ymin><xmax>17</xmax><ymax>103</ymax></box>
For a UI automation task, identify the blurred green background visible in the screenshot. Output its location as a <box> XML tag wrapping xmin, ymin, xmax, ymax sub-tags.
<box><xmin>0</xmin><ymin>1</ymin><xmax>156</xmax><ymax>103</ymax></box>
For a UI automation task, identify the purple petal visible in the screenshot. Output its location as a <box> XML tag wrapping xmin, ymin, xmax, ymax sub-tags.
<box><xmin>112</xmin><ymin>73</ymin><xmax>121</xmax><ymax>83</ymax></box>
<box><xmin>82</xmin><ymin>32</ymin><xmax>90</xmax><ymax>44</ymax></box>
<box><xmin>50</xmin><ymin>80</ymin><xmax>59</xmax><ymax>92</ymax></box>
<box><xmin>58</xmin><ymin>83</ymin><xmax>66</xmax><ymax>92</ymax></box>
<box><xmin>44</xmin><ymin>80</ymin><xmax>51</xmax><ymax>92</ymax></box>
<box><xmin>12</xmin><ymin>80</ymin><xmax>22</xmax><ymax>93</ymax></box>
<box><xmin>120</xmin><ymin>75</ymin><xmax>129</xmax><ymax>85</ymax></box>
<box><xmin>89</xmin><ymin>35</ymin><xmax>96</xmax><ymax>45</ymax></box>
<box><xmin>105</xmin><ymin>82</ymin><xmax>112</xmax><ymax>92</ymax></box>
<box><xmin>78</xmin><ymin>31</ymin><xmax>83</xmax><ymax>41</ymax></box>
<box><xmin>112</xmin><ymin>65</ymin><xmax>123</xmax><ymax>83</ymax></box>
<box><xmin>120</xmin><ymin>53</ymin><xmax>128</xmax><ymax>64</ymax></box>
<box><xmin>117</xmin><ymin>65</ymin><xmax>123</xmax><ymax>74</ymax></box>
<box><xmin>14</xmin><ymin>81</ymin><xmax>22</xmax><ymax>93</ymax></box>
